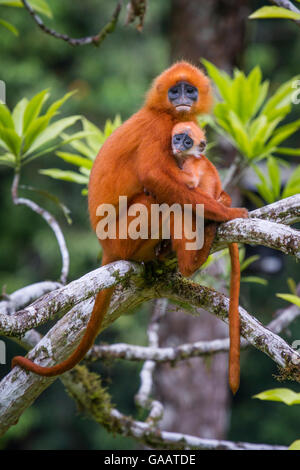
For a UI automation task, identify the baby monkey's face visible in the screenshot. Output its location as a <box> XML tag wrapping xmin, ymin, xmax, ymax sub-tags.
<box><xmin>171</xmin><ymin>123</ymin><xmax>206</xmax><ymax>159</ymax></box>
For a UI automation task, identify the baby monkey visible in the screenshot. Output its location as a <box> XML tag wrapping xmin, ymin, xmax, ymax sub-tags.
<box><xmin>171</xmin><ymin>122</ymin><xmax>220</xmax><ymax>195</ymax></box>
<box><xmin>171</xmin><ymin>121</ymin><xmax>241</xmax><ymax>395</ymax></box>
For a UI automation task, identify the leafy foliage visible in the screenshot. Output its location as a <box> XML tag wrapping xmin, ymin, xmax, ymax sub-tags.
<box><xmin>202</xmin><ymin>60</ymin><xmax>300</xmax><ymax>163</ymax></box>
<box><xmin>0</xmin><ymin>89</ymin><xmax>84</xmax><ymax>170</ymax></box>
<box><xmin>252</xmin><ymin>157</ymin><xmax>300</xmax><ymax>205</ymax></box>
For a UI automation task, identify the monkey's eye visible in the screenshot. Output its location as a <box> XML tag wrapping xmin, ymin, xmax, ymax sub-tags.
<box><xmin>173</xmin><ymin>133</ymin><xmax>185</xmax><ymax>143</ymax></box>
<box><xmin>169</xmin><ymin>87</ymin><xmax>179</xmax><ymax>97</ymax></box>
<box><xmin>184</xmin><ymin>137</ymin><xmax>193</xmax><ymax>149</ymax></box>
<box><xmin>185</xmin><ymin>86</ymin><xmax>198</xmax><ymax>100</ymax></box>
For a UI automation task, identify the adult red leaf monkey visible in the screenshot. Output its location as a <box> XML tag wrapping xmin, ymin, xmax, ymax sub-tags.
<box><xmin>12</xmin><ymin>62</ymin><xmax>247</xmax><ymax>382</ymax></box>
<box><xmin>171</xmin><ymin>121</ymin><xmax>241</xmax><ymax>394</ymax></box>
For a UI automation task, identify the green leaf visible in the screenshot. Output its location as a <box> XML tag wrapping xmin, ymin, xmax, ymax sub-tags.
<box><xmin>26</xmin><ymin>115</ymin><xmax>81</xmax><ymax>154</ymax></box>
<box><xmin>276</xmin><ymin>147</ymin><xmax>300</xmax><ymax>156</ymax></box>
<box><xmin>289</xmin><ymin>440</ymin><xmax>300</xmax><ymax>451</ymax></box>
<box><xmin>40</xmin><ymin>168</ymin><xmax>89</xmax><ymax>184</ymax></box>
<box><xmin>0</xmin><ymin>18</ymin><xmax>18</xmax><ymax>35</ymax></box>
<box><xmin>282</xmin><ymin>184</ymin><xmax>300</xmax><ymax>199</ymax></box>
<box><xmin>0</xmin><ymin>125</ymin><xmax>21</xmax><ymax>155</ymax></box>
<box><xmin>27</xmin><ymin>0</ymin><xmax>52</xmax><ymax>18</ymax></box>
<box><xmin>266</xmin><ymin>120</ymin><xmax>300</xmax><ymax>149</ymax></box>
<box><xmin>0</xmin><ymin>103</ymin><xmax>14</xmax><ymax>129</ymax></box>
<box><xmin>240</xmin><ymin>255</ymin><xmax>260</xmax><ymax>272</ymax></box>
<box><xmin>55</xmin><ymin>151</ymin><xmax>93</xmax><ymax>169</ymax></box>
<box><xmin>254</xmin><ymin>80</ymin><xmax>269</xmax><ymax>116</ymax></box>
<box><xmin>253</xmin><ymin>388</ymin><xmax>300</xmax><ymax>405</ymax></box>
<box><xmin>263</xmin><ymin>78</ymin><xmax>300</xmax><ymax>117</ymax></box>
<box><xmin>242</xmin><ymin>189</ymin><xmax>265</xmax><ymax>208</ymax></box>
<box><xmin>45</xmin><ymin>90</ymin><xmax>76</xmax><ymax>117</ymax></box>
<box><xmin>202</xmin><ymin>59</ymin><xmax>233</xmax><ymax>103</ymax></box>
<box><xmin>0</xmin><ymin>0</ymin><xmax>52</xmax><ymax>16</ymax></box>
<box><xmin>23</xmin><ymin>89</ymin><xmax>49</xmax><ymax>133</ymax></box>
<box><xmin>12</xmin><ymin>98</ymin><xmax>28</xmax><ymax>135</ymax></box>
<box><xmin>257</xmin><ymin>183</ymin><xmax>275</xmax><ymax>204</ymax></box>
<box><xmin>0</xmin><ymin>1</ymin><xmax>23</xmax><ymax>5</ymax></box>
<box><xmin>282</xmin><ymin>166</ymin><xmax>300</xmax><ymax>198</ymax></box>
<box><xmin>267</xmin><ymin>156</ymin><xmax>281</xmax><ymax>200</ymax></box>
<box><xmin>249</xmin><ymin>6</ymin><xmax>300</xmax><ymax>21</ymax></box>
<box><xmin>253</xmin><ymin>162</ymin><xmax>276</xmax><ymax>203</ymax></box>
<box><xmin>227</xmin><ymin>110</ymin><xmax>251</xmax><ymax>157</ymax></box>
<box><xmin>287</xmin><ymin>278</ymin><xmax>297</xmax><ymax>295</ymax></box>
<box><xmin>241</xmin><ymin>276</ymin><xmax>267</xmax><ymax>286</ymax></box>
<box><xmin>22</xmin><ymin>131</ymin><xmax>91</xmax><ymax>165</ymax></box>
<box><xmin>276</xmin><ymin>293</ymin><xmax>300</xmax><ymax>308</ymax></box>
<box><xmin>81</xmin><ymin>117</ymin><xmax>105</xmax><ymax>154</ymax></box>
<box><xmin>249</xmin><ymin>115</ymin><xmax>267</xmax><ymax>139</ymax></box>
<box><xmin>23</xmin><ymin>114</ymin><xmax>52</xmax><ymax>153</ymax></box>
<box><xmin>0</xmin><ymin>152</ymin><xmax>16</xmax><ymax>167</ymax></box>
<box><xmin>265</xmin><ymin>104</ymin><xmax>291</xmax><ymax>123</ymax></box>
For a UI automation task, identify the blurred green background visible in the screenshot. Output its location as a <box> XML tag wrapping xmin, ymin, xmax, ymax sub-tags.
<box><xmin>0</xmin><ymin>0</ymin><xmax>299</xmax><ymax>450</ymax></box>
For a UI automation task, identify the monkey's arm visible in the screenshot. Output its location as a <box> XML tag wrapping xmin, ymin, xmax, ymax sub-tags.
<box><xmin>218</xmin><ymin>190</ymin><xmax>232</xmax><ymax>207</ymax></box>
<box><xmin>136</xmin><ymin>145</ymin><xmax>247</xmax><ymax>222</ymax></box>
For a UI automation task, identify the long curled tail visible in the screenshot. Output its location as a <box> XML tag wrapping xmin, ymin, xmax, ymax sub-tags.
<box><xmin>11</xmin><ymin>287</ymin><xmax>114</xmax><ymax>377</ymax></box>
<box><xmin>228</xmin><ymin>243</ymin><xmax>241</xmax><ymax>395</ymax></box>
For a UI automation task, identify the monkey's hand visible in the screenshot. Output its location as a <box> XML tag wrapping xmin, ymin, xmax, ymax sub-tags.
<box><xmin>216</xmin><ymin>191</ymin><xmax>248</xmax><ymax>220</ymax></box>
<box><xmin>226</xmin><ymin>207</ymin><xmax>248</xmax><ymax>220</ymax></box>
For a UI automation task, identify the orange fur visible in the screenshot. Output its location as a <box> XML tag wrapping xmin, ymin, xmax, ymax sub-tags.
<box><xmin>12</xmin><ymin>62</ymin><xmax>246</xmax><ymax>379</ymax></box>
<box><xmin>171</xmin><ymin>121</ymin><xmax>241</xmax><ymax>394</ymax></box>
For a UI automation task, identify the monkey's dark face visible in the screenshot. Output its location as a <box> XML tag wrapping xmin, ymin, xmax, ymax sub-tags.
<box><xmin>172</xmin><ymin>132</ymin><xmax>206</xmax><ymax>158</ymax></box>
<box><xmin>172</xmin><ymin>133</ymin><xmax>194</xmax><ymax>154</ymax></box>
<box><xmin>168</xmin><ymin>81</ymin><xmax>198</xmax><ymax>112</ymax></box>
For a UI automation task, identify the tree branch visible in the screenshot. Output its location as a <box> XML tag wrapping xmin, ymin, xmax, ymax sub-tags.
<box><xmin>63</xmin><ymin>366</ymin><xmax>287</xmax><ymax>450</ymax></box>
<box><xmin>0</xmin><ymin>261</ymin><xmax>143</xmax><ymax>336</ymax></box>
<box><xmin>1</xmin><ymin>268</ymin><xmax>299</xmax><ymax>435</ymax></box>
<box><xmin>0</xmin><ymin>196</ymin><xmax>299</xmax><ymax>436</ymax></box>
<box><xmin>249</xmin><ymin>195</ymin><xmax>300</xmax><ymax>225</ymax></box>
<box><xmin>108</xmin><ymin>409</ymin><xmax>287</xmax><ymax>450</ymax></box>
<box><xmin>87</xmin><ymin>296</ymin><xmax>300</xmax><ymax>363</ymax></box>
<box><xmin>0</xmin><ymin>281</ymin><xmax>62</xmax><ymax>315</ymax></box>
<box><xmin>134</xmin><ymin>299</ymin><xmax>167</xmax><ymax>424</ymax></box>
<box><xmin>214</xmin><ymin>218</ymin><xmax>300</xmax><ymax>259</ymax></box>
<box><xmin>21</xmin><ymin>0</ymin><xmax>123</xmax><ymax>47</ymax></box>
<box><xmin>12</xmin><ymin>172</ymin><xmax>70</xmax><ymax>284</ymax></box>
<box><xmin>2</xmin><ymin>197</ymin><xmax>299</xmax><ymax>335</ymax></box>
